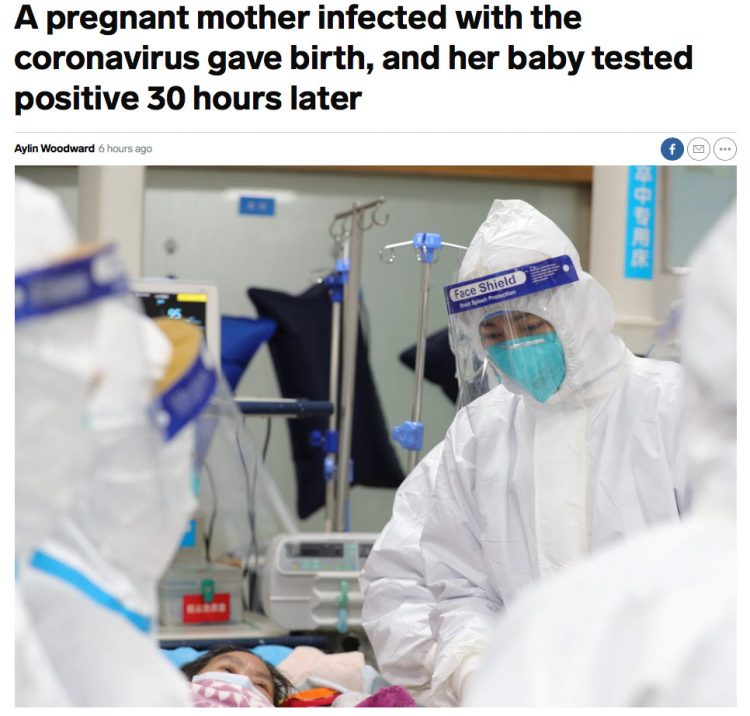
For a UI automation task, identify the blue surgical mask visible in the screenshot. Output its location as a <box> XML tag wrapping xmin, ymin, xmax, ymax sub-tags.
<box><xmin>486</xmin><ymin>332</ymin><xmax>566</xmax><ymax>403</ymax></box>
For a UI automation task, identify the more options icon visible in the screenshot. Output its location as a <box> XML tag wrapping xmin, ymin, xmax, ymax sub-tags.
<box><xmin>687</xmin><ymin>138</ymin><xmax>709</xmax><ymax>161</ymax></box>
<box><xmin>713</xmin><ymin>137</ymin><xmax>737</xmax><ymax>161</ymax></box>
<box><xmin>660</xmin><ymin>137</ymin><xmax>684</xmax><ymax>161</ymax></box>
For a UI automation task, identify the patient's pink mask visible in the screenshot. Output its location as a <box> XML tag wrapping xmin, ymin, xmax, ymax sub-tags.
<box><xmin>190</xmin><ymin>672</ymin><xmax>273</xmax><ymax>708</ymax></box>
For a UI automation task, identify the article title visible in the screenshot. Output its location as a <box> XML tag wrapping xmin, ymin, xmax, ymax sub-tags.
<box><xmin>12</xmin><ymin>3</ymin><xmax>694</xmax><ymax>116</ymax></box>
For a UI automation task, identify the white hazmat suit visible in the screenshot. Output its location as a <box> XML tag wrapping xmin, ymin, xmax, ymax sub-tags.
<box><xmin>421</xmin><ymin>200</ymin><xmax>686</xmax><ymax>705</ymax></box>
<box><xmin>19</xmin><ymin>261</ymin><xmax>216</xmax><ymax>704</ymax></box>
<box><xmin>466</xmin><ymin>204</ymin><xmax>736</xmax><ymax>707</ymax></box>
<box><xmin>360</xmin><ymin>443</ymin><xmax>444</xmax><ymax>703</ymax></box>
<box><xmin>15</xmin><ymin>178</ymin><xmax>82</xmax><ymax>706</ymax></box>
<box><xmin>15</xmin><ymin>182</ymin><xmax>167</xmax><ymax>705</ymax></box>
<box><xmin>15</xmin><ymin>178</ymin><xmax>96</xmax><ymax>564</ymax></box>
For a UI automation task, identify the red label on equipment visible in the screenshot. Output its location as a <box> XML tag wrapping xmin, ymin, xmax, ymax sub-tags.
<box><xmin>182</xmin><ymin>593</ymin><xmax>231</xmax><ymax>623</ymax></box>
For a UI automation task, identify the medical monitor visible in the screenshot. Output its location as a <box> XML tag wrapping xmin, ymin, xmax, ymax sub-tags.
<box><xmin>131</xmin><ymin>278</ymin><xmax>220</xmax><ymax>363</ymax></box>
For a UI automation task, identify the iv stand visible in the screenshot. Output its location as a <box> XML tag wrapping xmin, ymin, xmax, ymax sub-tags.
<box><xmin>382</xmin><ymin>234</ymin><xmax>466</xmax><ymax>474</ymax></box>
<box><xmin>321</xmin><ymin>238</ymin><xmax>348</xmax><ymax>533</ymax></box>
<box><xmin>328</xmin><ymin>197</ymin><xmax>388</xmax><ymax>532</ymax></box>
<box><xmin>325</xmin><ymin>283</ymin><xmax>342</xmax><ymax>533</ymax></box>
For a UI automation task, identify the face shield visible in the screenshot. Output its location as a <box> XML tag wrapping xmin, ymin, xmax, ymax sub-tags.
<box><xmin>79</xmin><ymin>316</ymin><xmax>220</xmax><ymax>588</ymax></box>
<box><xmin>190</xmin><ymin>356</ymin><xmax>262</xmax><ymax>567</ymax></box>
<box><xmin>150</xmin><ymin>317</ymin><xmax>270</xmax><ymax>584</ymax></box>
<box><xmin>445</xmin><ymin>199</ymin><xmax>625</xmax><ymax>410</ymax></box>
<box><xmin>445</xmin><ymin>254</ymin><xmax>580</xmax><ymax>407</ymax></box>
<box><xmin>15</xmin><ymin>242</ymin><xmax>146</xmax><ymax>565</ymax></box>
<box><xmin>69</xmin><ymin>306</ymin><xmax>274</xmax><ymax>622</ymax></box>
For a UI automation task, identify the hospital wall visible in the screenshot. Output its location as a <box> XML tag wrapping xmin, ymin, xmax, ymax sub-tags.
<box><xmin>590</xmin><ymin>165</ymin><xmax>735</xmax><ymax>354</ymax></box>
<box><xmin>16</xmin><ymin>165</ymin><xmax>726</xmax><ymax>534</ymax></box>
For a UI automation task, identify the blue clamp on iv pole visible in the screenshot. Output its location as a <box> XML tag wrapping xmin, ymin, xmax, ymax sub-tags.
<box><xmin>324</xmin><ymin>258</ymin><xmax>349</xmax><ymax>304</ymax></box>
<box><xmin>392</xmin><ymin>421</ymin><xmax>424</xmax><ymax>452</ymax></box>
<box><xmin>309</xmin><ymin>429</ymin><xmax>339</xmax><ymax>454</ymax></box>
<box><xmin>413</xmin><ymin>231</ymin><xmax>442</xmax><ymax>265</ymax></box>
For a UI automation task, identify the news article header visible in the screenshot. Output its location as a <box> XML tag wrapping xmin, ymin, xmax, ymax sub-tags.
<box><xmin>6</xmin><ymin>0</ymin><xmax>739</xmax><ymax>133</ymax></box>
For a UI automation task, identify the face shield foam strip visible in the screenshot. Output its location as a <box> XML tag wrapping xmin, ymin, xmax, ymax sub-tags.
<box><xmin>15</xmin><ymin>244</ymin><xmax>128</xmax><ymax>323</ymax></box>
<box><xmin>154</xmin><ymin>348</ymin><xmax>217</xmax><ymax>441</ymax></box>
<box><xmin>29</xmin><ymin>550</ymin><xmax>152</xmax><ymax>633</ymax></box>
<box><xmin>444</xmin><ymin>255</ymin><xmax>579</xmax><ymax>316</ymax></box>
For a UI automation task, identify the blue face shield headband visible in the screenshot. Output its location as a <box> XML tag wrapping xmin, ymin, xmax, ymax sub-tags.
<box><xmin>486</xmin><ymin>331</ymin><xmax>566</xmax><ymax>403</ymax></box>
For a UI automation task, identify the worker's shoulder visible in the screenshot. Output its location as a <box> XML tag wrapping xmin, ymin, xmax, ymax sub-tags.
<box><xmin>631</xmin><ymin>355</ymin><xmax>682</xmax><ymax>380</ymax></box>
<box><xmin>627</xmin><ymin>356</ymin><xmax>683</xmax><ymax>396</ymax></box>
<box><xmin>442</xmin><ymin>386</ymin><xmax>519</xmax><ymax>449</ymax></box>
<box><xmin>464</xmin><ymin>383</ymin><xmax>517</xmax><ymax>413</ymax></box>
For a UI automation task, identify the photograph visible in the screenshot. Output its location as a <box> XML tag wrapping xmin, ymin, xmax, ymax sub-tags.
<box><xmin>14</xmin><ymin>163</ymin><xmax>737</xmax><ymax>706</ymax></box>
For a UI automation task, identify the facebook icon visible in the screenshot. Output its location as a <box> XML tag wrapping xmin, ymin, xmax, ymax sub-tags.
<box><xmin>660</xmin><ymin>137</ymin><xmax>684</xmax><ymax>161</ymax></box>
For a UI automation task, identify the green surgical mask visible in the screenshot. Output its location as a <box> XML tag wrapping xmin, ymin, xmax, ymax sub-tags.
<box><xmin>487</xmin><ymin>332</ymin><xmax>566</xmax><ymax>403</ymax></box>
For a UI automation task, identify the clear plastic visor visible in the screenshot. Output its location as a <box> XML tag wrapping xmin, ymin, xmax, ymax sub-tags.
<box><xmin>449</xmin><ymin>301</ymin><xmax>566</xmax><ymax>408</ymax></box>
<box><xmin>479</xmin><ymin>309</ymin><xmax>556</xmax><ymax>348</ymax></box>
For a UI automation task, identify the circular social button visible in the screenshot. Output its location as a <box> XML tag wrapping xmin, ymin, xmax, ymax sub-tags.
<box><xmin>660</xmin><ymin>137</ymin><xmax>684</xmax><ymax>161</ymax></box>
<box><xmin>713</xmin><ymin>137</ymin><xmax>737</xmax><ymax>161</ymax></box>
<box><xmin>687</xmin><ymin>137</ymin><xmax>710</xmax><ymax>161</ymax></box>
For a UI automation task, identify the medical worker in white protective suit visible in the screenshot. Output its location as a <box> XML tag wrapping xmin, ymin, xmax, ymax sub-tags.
<box><xmin>466</xmin><ymin>203</ymin><xmax>737</xmax><ymax>707</ymax></box>
<box><xmin>15</xmin><ymin>177</ymin><xmax>89</xmax><ymax>706</ymax></box>
<box><xmin>20</xmin><ymin>311</ymin><xmax>217</xmax><ymax>706</ymax></box>
<box><xmin>360</xmin><ymin>442</ymin><xmax>444</xmax><ymax>703</ymax></box>
<box><xmin>15</xmin><ymin>189</ymin><xmax>219</xmax><ymax>704</ymax></box>
<box><xmin>15</xmin><ymin>178</ymin><xmax>81</xmax><ymax>565</ymax></box>
<box><xmin>420</xmin><ymin>199</ymin><xmax>687</xmax><ymax>706</ymax></box>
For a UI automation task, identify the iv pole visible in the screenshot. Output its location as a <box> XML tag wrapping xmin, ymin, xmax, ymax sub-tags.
<box><xmin>382</xmin><ymin>233</ymin><xmax>466</xmax><ymax>474</ymax></box>
<box><xmin>328</xmin><ymin>197</ymin><xmax>388</xmax><ymax>532</ymax></box>
<box><xmin>320</xmin><ymin>236</ymin><xmax>348</xmax><ymax>533</ymax></box>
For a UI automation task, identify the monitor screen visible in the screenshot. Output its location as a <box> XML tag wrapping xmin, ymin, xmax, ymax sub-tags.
<box><xmin>135</xmin><ymin>290</ymin><xmax>208</xmax><ymax>331</ymax></box>
<box><xmin>130</xmin><ymin>279</ymin><xmax>220</xmax><ymax>362</ymax></box>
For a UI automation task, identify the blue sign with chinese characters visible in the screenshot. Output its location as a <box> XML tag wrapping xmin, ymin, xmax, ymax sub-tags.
<box><xmin>239</xmin><ymin>196</ymin><xmax>275</xmax><ymax>216</ymax></box>
<box><xmin>624</xmin><ymin>166</ymin><xmax>657</xmax><ymax>280</ymax></box>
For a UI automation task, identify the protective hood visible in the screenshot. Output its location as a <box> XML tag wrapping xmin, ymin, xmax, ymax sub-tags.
<box><xmin>15</xmin><ymin>177</ymin><xmax>77</xmax><ymax>272</ymax></box>
<box><xmin>15</xmin><ymin>178</ymin><xmax>82</xmax><ymax>563</ymax></box>
<box><xmin>680</xmin><ymin>204</ymin><xmax>736</xmax><ymax>512</ymax></box>
<box><xmin>27</xmin><ymin>317</ymin><xmax>216</xmax><ymax>635</ymax></box>
<box><xmin>454</xmin><ymin>200</ymin><xmax>626</xmax><ymax>404</ymax></box>
<box><xmin>15</xmin><ymin>242</ymin><xmax>141</xmax><ymax>563</ymax></box>
<box><xmin>81</xmin><ymin>317</ymin><xmax>213</xmax><ymax>592</ymax></box>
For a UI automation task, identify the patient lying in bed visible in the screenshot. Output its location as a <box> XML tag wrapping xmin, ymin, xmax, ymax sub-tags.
<box><xmin>174</xmin><ymin>644</ymin><xmax>416</xmax><ymax>707</ymax></box>
<box><xmin>182</xmin><ymin>646</ymin><xmax>292</xmax><ymax>707</ymax></box>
